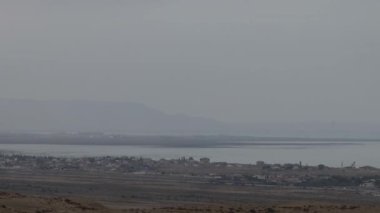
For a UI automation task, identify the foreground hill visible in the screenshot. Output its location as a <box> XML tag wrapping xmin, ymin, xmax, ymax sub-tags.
<box><xmin>0</xmin><ymin>192</ymin><xmax>113</xmax><ymax>213</ymax></box>
<box><xmin>1</xmin><ymin>192</ymin><xmax>380</xmax><ymax>213</ymax></box>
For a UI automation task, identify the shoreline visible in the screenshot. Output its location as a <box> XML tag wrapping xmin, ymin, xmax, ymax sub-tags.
<box><xmin>1</xmin><ymin>142</ymin><xmax>379</xmax><ymax>168</ymax></box>
<box><xmin>0</xmin><ymin>153</ymin><xmax>379</xmax><ymax>170</ymax></box>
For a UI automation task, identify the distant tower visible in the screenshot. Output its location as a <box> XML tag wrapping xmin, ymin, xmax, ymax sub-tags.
<box><xmin>351</xmin><ymin>161</ymin><xmax>356</xmax><ymax>168</ymax></box>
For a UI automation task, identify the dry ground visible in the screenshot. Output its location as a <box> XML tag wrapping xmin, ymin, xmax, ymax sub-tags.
<box><xmin>1</xmin><ymin>192</ymin><xmax>380</xmax><ymax>213</ymax></box>
<box><xmin>0</xmin><ymin>192</ymin><xmax>114</xmax><ymax>213</ymax></box>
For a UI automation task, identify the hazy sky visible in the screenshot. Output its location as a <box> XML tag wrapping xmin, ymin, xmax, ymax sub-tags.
<box><xmin>1</xmin><ymin>0</ymin><xmax>379</xmax><ymax>123</ymax></box>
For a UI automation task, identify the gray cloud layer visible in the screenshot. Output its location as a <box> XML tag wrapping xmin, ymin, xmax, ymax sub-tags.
<box><xmin>1</xmin><ymin>0</ymin><xmax>379</xmax><ymax>123</ymax></box>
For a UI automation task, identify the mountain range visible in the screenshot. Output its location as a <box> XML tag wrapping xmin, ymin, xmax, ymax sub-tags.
<box><xmin>0</xmin><ymin>98</ymin><xmax>379</xmax><ymax>138</ymax></box>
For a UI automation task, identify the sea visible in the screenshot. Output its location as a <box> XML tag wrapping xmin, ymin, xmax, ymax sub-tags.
<box><xmin>0</xmin><ymin>141</ymin><xmax>379</xmax><ymax>167</ymax></box>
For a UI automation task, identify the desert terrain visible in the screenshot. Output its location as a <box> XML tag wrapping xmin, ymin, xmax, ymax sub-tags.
<box><xmin>1</xmin><ymin>192</ymin><xmax>380</xmax><ymax>213</ymax></box>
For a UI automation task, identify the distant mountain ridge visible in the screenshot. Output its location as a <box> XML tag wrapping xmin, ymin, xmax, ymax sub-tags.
<box><xmin>0</xmin><ymin>99</ymin><xmax>226</xmax><ymax>134</ymax></box>
<box><xmin>0</xmin><ymin>98</ymin><xmax>379</xmax><ymax>138</ymax></box>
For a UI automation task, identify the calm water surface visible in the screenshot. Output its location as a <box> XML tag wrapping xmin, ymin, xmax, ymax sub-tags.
<box><xmin>0</xmin><ymin>141</ymin><xmax>379</xmax><ymax>167</ymax></box>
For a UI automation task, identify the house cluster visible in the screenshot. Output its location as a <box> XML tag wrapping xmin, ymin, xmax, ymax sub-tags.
<box><xmin>0</xmin><ymin>154</ymin><xmax>213</xmax><ymax>173</ymax></box>
<box><xmin>0</xmin><ymin>154</ymin><xmax>379</xmax><ymax>189</ymax></box>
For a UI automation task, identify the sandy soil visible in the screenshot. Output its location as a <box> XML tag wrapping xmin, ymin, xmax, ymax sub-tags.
<box><xmin>0</xmin><ymin>192</ymin><xmax>115</xmax><ymax>213</ymax></box>
<box><xmin>1</xmin><ymin>192</ymin><xmax>380</xmax><ymax>213</ymax></box>
<box><xmin>127</xmin><ymin>204</ymin><xmax>380</xmax><ymax>213</ymax></box>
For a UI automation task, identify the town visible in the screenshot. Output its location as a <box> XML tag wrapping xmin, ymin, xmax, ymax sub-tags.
<box><xmin>1</xmin><ymin>153</ymin><xmax>380</xmax><ymax>212</ymax></box>
<box><xmin>1</xmin><ymin>154</ymin><xmax>379</xmax><ymax>190</ymax></box>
